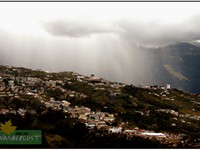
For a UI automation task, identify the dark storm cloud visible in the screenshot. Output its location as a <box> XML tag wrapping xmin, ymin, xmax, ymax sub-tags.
<box><xmin>1</xmin><ymin>2</ymin><xmax>200</xmax><ymax>87</ymax></box>
<box><xmin>117</xmin><ymin>17</ymin><xmax>200</xmax><ymax>47</ymax></box>
<box><xmin>41</xmin><ymin>14</ymin><xmax>200</xmax><ymax>47</ymax></box>
<box><xmin>43</xmin><ymin>20</ymin><xmax>116</xmax><ymax>37</ymax></box>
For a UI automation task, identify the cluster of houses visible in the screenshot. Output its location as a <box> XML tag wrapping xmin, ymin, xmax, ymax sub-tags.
<box><xmin>1</xmin><ymin>67</ymin><xmax>125</xmax><ymax>103</ymax></box>
<box><xmin>142</xmin><ymin>84</ymin><xmax>171</xmax><ymax>90</ymax></box>
<box><xmin>42</xmin><ymin>99</ymin><xmax>68</xmax><ymax>110</ymax></box>
<box><xmin>108</xmin><ymin>126</ymin><xmax>166</xmax><ymax>138</ymax></box>
<box><xmin>0</xmin><ymin>71</ymin><xmax>88</xmax><ymax>100</ymax></box>
<box><xmin>84</xmin><ymin>111</ymin><xmax>115</xmax><ymax>129</ymax></box>
<box><xmin>156</xmin><ymin>108</ymin><xmax>200</xmax><ymax>121</ymax></box>
<box><xmin>75</xmin><ymin>74</ymin><xmax>125</xmax><ymax>97</ymax></box>
<box><xmin>0</xmin><ymin>108</ymin><xmax>36</xmax><ymax>117</ymax></box>
<box><xmin>156</xmin><ymin>109</ymin><xmax>179</xmax><ymax>116</ymax></box>
<box><xmin>63</xmin><ymin>89</ymin><xmax>87</xmax><ymax>99</ymax></box>
<box><xmin>40</xmin><ymin>95</ymin><xmax>182</xmax><ymax>144</ymax></box>
<box><xmin>0</xmin><ymin>66</ymin><xmax>198</xmax><ymax>147</ymax></box>
<box><xmin>107</xmin><ymin>125</ymin><xmax>184</xmax><ymax>146</ymax></box>
<box><xmin>147</xmin><ymin>89</ymin><xmax>176</xmax><ymax>101</ymax></box>
<box><xmin>41</xmin><ymin>96</ymin><xmax>172</xmax><ymax>141</ymax></box>
<box><xmin>179</xmin><ymin>112</ymin><xmax>200</xmax><ymax>121</ymax></box>
<box><xmin>0</xmin><ymin>108</ymin><xmax>10</xmax><ymax>114</ymax></box>
<box><xmin>156</xmin><ymin>108</ymin><xmax>200</xmax><ymax>126</ymax></box>
<box><xmin>41</xmin><ymin>96</ymin><xmax>116</xmax><ymax>130</ymax></box>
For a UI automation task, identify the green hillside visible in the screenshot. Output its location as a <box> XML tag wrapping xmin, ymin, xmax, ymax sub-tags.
<box><xmin>0</xmin><ymin>65</ymin><xmax>199</xmax><ymax>148</ymax></box>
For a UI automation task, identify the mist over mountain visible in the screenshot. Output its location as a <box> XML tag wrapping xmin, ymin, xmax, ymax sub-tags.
<box><xmin>104</xmin><ymin>41</ymin><xmax>200</xmax><ymax>93</ymax></box>
<box><xmin>1</xmin><ymin>3</ymin><xmax>200</xmax><ymax>93</ymax></box>
<box><xmin>189</xmin><ymin>40</ymin><xmax>200</xmax><ymax>47</ymax></box>
<box><xmin>1</xmin><ymin>41</ymin><xmax>200</xmax><ymax>93</ymax></box>
<box><xmin>138</xmin><ymin>42</ymin><xmax>200</xmax><ymax>93</ymax></box>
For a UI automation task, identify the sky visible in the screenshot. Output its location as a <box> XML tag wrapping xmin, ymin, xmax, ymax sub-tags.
<box><xmin>0</xmin><ymin>2</ymin><xmax>200</xmax><ymax>84</ymax></box>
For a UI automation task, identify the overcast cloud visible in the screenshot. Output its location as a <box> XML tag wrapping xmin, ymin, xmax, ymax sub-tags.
<box><xmin>117</xmin><ymin>17</ymin><xmax>200</xmax><ymax>47</ymax></box>
<box><xmin>1</xmin><ymin>2</ymin><xmax>200</xmax><ymax>84</ymax></box>
<box><xmin>41</xmin><ymin>11</ymin><xmax>200</xmax><ymax>47</ymax></box>
<box><xmin>43</xmin><ymin>20</ymin><xmax>118</xmax><ymax>37</ymax></box>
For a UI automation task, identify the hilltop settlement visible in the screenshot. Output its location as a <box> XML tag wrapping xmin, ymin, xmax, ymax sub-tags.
<box><xmin>0</xmin><ymin>65</ymin><xmax>200</xmax><ymax>148</ymax></box>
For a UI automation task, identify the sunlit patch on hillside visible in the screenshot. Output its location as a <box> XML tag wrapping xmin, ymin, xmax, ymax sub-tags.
<box><xmin>164</xmin><ymin>64</ymin><xmax>189</xmax><ymax>81</ymax></box>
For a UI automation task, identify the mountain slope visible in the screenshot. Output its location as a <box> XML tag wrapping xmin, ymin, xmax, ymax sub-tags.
<box><xmin>157</xmin><ymin>42</ymin><xmax>200</xmax><ymax>93</ymax></box>
<box><xmin>0</xmin><ymin>65</ymin><xmax>200</xmax><ymax>148</ymax></box>
<box><xmin>133</xmin><ymin>42</ymin><xmax>200</xmax><ymax>93</ymax></box>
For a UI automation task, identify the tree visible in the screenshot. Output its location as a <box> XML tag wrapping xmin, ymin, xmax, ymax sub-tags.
<box><xmin>3</xmin><ymin>78</ymin><xmax>9</xmax><ymax>87</ymax></box>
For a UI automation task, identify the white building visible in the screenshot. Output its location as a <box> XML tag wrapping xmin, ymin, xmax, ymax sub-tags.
<box><xmin>62</xmin><ymin>100</ymin><xmax>70</xmax><ymax>107</ymax></box>
<box><xmin>141</xmin><ymin>132</ymin><xmax>166</xmax><ymax>138</ymax></box>
<box><xmin>46</xmin><ymin>80</ymin><xmax>57</xmax><ymax>87</ymax></box>
<box><xmin>109</xmin><ymin>127</ymin><xmax>122</xmax><ymax>133</ymax></box>
<box><xmin>8</xmin><ymin>80</ymin><xmax>14</xmax><ymax>86</ymax></box>
<box><xmin>166</xmin><ymin>84</ymin><xmax>171</xmax><ymax>89</ymax></box>
<box><xmin>77</xmin><ymin>75</ymin><xmax>85</xmax><ymax>82</ymax></box>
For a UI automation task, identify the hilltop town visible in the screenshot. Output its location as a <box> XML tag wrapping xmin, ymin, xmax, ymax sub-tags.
<box><xmin>0</xmin><ymin>65</ymin><xmax>200</xmax><ymax>148</ymax></box>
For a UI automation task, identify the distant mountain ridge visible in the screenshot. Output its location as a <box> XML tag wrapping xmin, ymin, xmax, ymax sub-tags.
<box><xmin>141</xmin><ymin>42</ymin><xmax>200</xmax><ymax>93</ymax></box>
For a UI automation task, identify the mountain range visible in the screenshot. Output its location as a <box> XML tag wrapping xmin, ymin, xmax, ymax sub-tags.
<box><xmin>129</xmin><ymin>42</ymin><xmax>200</xmax><ymax>93</ymax></box>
